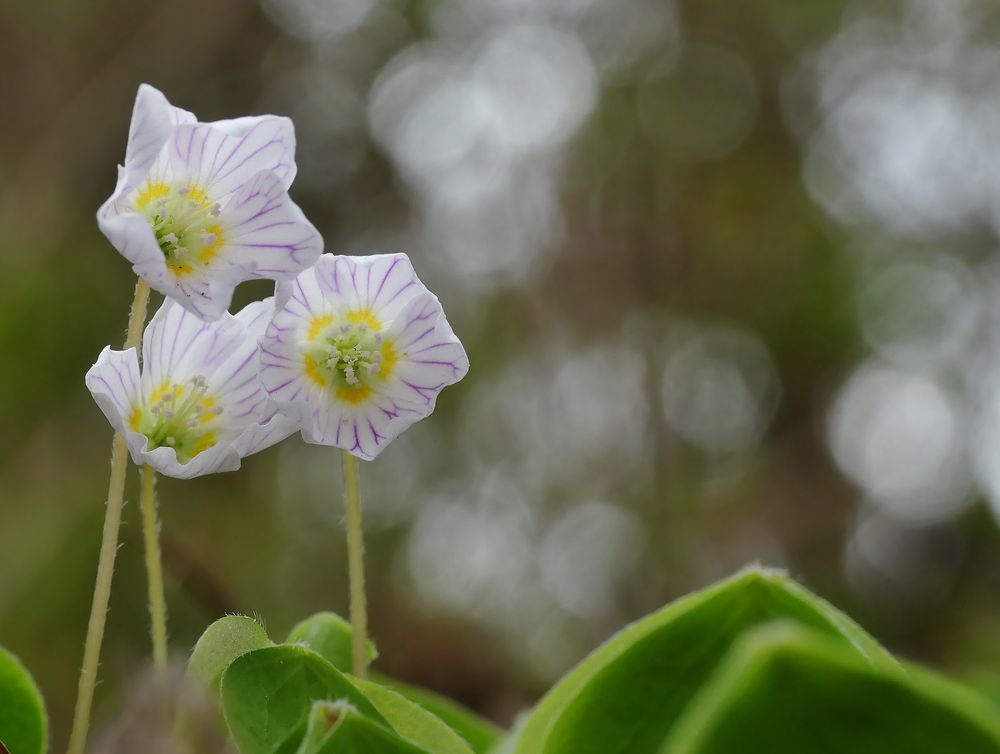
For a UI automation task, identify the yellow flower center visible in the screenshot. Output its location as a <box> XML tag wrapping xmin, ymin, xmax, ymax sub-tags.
<box><xmin>130</xmin><ymin>376</ymin><xmax>221</xmax><ymax>463</ymax></box>
<box><xmin>303</xmin><ymin>310</ymin><xmax>397</xmax><ymax>404</ymax></box>
<box><xmin>136</xmin><ymin>181</ymin><xmax>225</xmax><ymax>276</ymax></box>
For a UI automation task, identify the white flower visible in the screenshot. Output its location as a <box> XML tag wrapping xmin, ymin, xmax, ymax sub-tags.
<box><xmin>86</xmin><ymin>298</ymin><xmax>296</xmax><ymax>479</ymax></box>
<box><xmin>260</xmin><ymin>253</ymin><xmax>469</xmax><ymax>460</ymax></box>
<box><xmin>98</xmin><ymin>84</ymin><xmax>323</xmax><ymax>320</ymax></box>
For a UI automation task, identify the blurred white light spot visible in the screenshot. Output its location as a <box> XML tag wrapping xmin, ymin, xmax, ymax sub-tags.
<box><xmin>844</xmin><ymin>508</ymin><xmax>964</xmax><ymax>604</ymax></box>
<box><xmin>661</xmin><ymin>325</ymin><xmax>780</xmax><ymax>454</ymax></box>
<box><xmin>539</xmin><ymin>501</ymin><xmax>643</xmax><ymax>619</ymax></box>
<box><xmin>800</xmin><ymin>7</ymin><xmax>1000</xmax><ymax>236</ymax></box>
<box><xmin>406</xmin><ymin>481</ymin><xmax>537</xmax><ymax>624</ymax></box>
<box><xmin>369</xmin><ymin>48</ymin><xmax>491</xmax><ymax>181</ymax></box>
<box><xmin>859</xmin><ymin>255</ymin><xmax>981</xmax><ymax>368</ymax></box>
<box><xmin>577</xmin><ymin>0</ymin><xmax>680</xmax><ymax>73</ymax></box>
<box><xmin>260</xmin><ymin>0</ymin><xmax>376</xmax><ymax>40</ymax></box>
<box><xmin>473</xmin><ymin>24</ymin><xmax>598</xmax><ymax>153</ymax></box>
<box><xmin>462</xmin><ymin>340</ymin><xmax>651</xmax><ymax>487</ymax></box>
<box><xmin>421</xmin><ymin>167</ymin><xmax>563</xmax><ymax>286</ymax></box>
<box><xmin>828</xmin><ymin>362</ymin><xmax>972</xmax><ymax>523</ymax></box>
<box><xmin>969</xmin><ymin>389</ymin><xmax>1000</xmax><ymax>525</ymax></box>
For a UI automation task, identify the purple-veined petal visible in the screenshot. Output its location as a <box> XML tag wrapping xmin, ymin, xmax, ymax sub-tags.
<box><xmin>314</xmin><ymin>253</ymin><xmax>424</xmax><ymax>325</ymax></box>
<box><xmin>234</xmin><ymin>297</ymin><xmax>277</xmax><ymax>343</ymax></box>
<box><xmin>85</xmin><ymin>346</ymin><xmax>141</xmax><ymax>435</ymax></box>
<box><xmin>219</xmin><ymin>170</ymin><xmax>323</xmax><ymax>281</ymax></box>
<box><xmin>262</xmin><ymin>262</ymin><xmax>332</xmax><ymax>344</ymax></box>
<box><xmin>141</xmin><ymin>300</ymin><xmax>244</xmax><ymax>392</ymax></box>
<box><xmin>274</xmin><ymin>279</ymin><xmax>294</xmax><ymax>313</ymax></box>
<box><xmin>97</xmin><ymin>204</ymin><xmax>245</xmax><ymax>321</ymax></box>
<box><xmin>97</xmin><ymin>203</ymin><xmax>168</xmax><ymax>280</ymax></box>
<box><xmin>383</xmin><ymin>293</ymin><xmax>470</xmax><ymax>406</ymax></box>
<box><xmin>122</xmin><ymin>84</ymin><xmax>196</xmax><ymax>189</ymax></box>
<box><xmin>166</xmin><ymin>120</ymin><xmax>296</xmax><ymax>200</ymax></box>
<box><xmin>206</xmin><ymin>115</ymin><xmax>298</xmax><ymax>188</ymax></box>
<box><xmin>139</xmin><ymin>442</ymin><xmax>242</xmax><ymax>480</ymax></box>
<box><xmin>231</xmin><ymin>411</ymin><xmax>299</xmax><ymax>458</ymax></box>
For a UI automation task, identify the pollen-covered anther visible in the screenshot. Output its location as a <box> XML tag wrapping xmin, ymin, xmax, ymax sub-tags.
<box><xmin>309</xmin><ymin>316</ymin><xmax>390</xmax><ymax>393</ymax></box>
<box><xmin>138</xmin><ymin>183</ymin><xmax>224</xmax><ymax>271</ymax></box>
<box><xmin>136</xmin><ymin>373</ymin><xmax>220</xmax><ymax>462</ymax></box>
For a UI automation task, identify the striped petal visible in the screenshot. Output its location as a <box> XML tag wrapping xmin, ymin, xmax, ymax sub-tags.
<box><xmin>122</xmin><ymin>84</ymin><xmax>196</xmax><ymax>190</ymax></box>
<box><xmin>164</xmin><ymin>120</ymin><xmax>296</xmax><ymax>200</ymax></box>
<box><xmin>232</xmin><ymin>411</ymin><xmax>299</xmax><ymax>457</ymax></box>
<box><xmin>85</xmin><ymin>346</ymin><xmax>141</xmax><ymax>437</ymax></box>
<box><xmin>218</xmin><ymin>170</ymin><xmax>323</xmax><ymax>280</ymax></box>
<box><xmin>381</xmin><ymin>293</ymin><xmax>470</xmax><ymax>411</ymax></box>
<box><xmin>139</xmin><ymin>442</ymin><xmax>242</xmax><ymax>480</ymax></box>
<box><xmin>234</xmin><ymin>297</ymin><xmax>277</xmax><ymax>342</ymax></box>
<box><xmin>314</xmin><ymin>253</ymin><xmax>424</xmax><ymax>325</ymax></box>
<box><xmin>140</xmin><ymin>300</ymin><xmax>244</xmax><ymax>392</ymax></box>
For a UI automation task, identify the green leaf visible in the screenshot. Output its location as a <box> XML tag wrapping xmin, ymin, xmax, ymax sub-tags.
<box><xmin>375</xmin><ymin>675</ymin><xmax>503</xmax><ymax>754</ymax></box>
<box><xmin>189</xmin><ymin>615</ymin><xmax>273</xmax><ymax>693</ymax></box>
<box><xmin>286</xmin><ymin>612</ymin><xmax>499</xmax><ymax>753</ymax></box>
<box><xmin>293</xmin><ymin>701</ymin><xmax>359</xmax><ymax>753</ymax></box>
<box><xmin>298</xmin><ymin>702</ymin><xmax>432</xmax><ymax>754</ymax></box>
<box><xmin>351</xmin><ymin>678</ymin><xmax>475</xmax><ymax>754</ymax></box>
<box><xmin>221</xmin><ymin>645</ymin><xmax>386</xmax><ymax>754</ymax></box>
<box><xmin>0</xmin><ymin>644</ymin><xmax>46</xmax><ymax>754</ymax></box>
<box><xmin>513</xmin><ymin>566</ymin><xmax>894</xmax><ymax>754</ymax></box>
<box><xmin>661</xmin><ymin>624</ymin><xmax>1000</xmax><ymax>754</ymax></box>
<box><xmin>286</xmin><ymin>612</ymin><xmax>377</xmax><ymax>673</ymax></box>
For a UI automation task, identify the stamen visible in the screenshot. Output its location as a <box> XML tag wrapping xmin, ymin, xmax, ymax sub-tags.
<box><xmin>138</xmin><ymin>374</ymin><xmax>219</xmax><ymax>462</ymax></box>
<box><xmin>139</xmin><ymin>183</ymin><xmax>224</xmax><ymax>271</ymax></box>
<box><xmin>309</xmin><ymin>317</ymin><xmax>391</xmax><ymax>394</ymax></box>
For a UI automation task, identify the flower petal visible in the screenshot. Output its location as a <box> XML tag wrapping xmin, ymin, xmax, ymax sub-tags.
<box><xmin>141</xmin><ymin>300</ymin><xmax>247</xmax><ymax>390</ymax></box>
<box><xmin>234</xmin><ymin>297</ymin><xmax>277</xmax><ymax>342</ymax></box>
<box><xmin>314</xmin><ymin>253</ymin><xmax>424</xmax><ymax>325</ymax></box>
<box><xmin>206</xmin><ymin>115</ymin><xmax>298</xmax><ymax>188</ymax></box>
<box><xmin>167</xmin><ymin>120</ymin><xmax>296</xmax><ymax>200</ymax></box>
<box><xmin>386</xmin><ymin>293</ymin><xmax>469</xmax><ymax>396</ymax></box>
<box><xmin>139</xmin><ymin>442</ymin><xmax>242</xmax><ymax>480</ymax></box>
<box><xmin>219</xmin><ymin>170</ymin><xmax>323</xmax><ymax>281</ymax></box>
<box><xmin>96</xmin><ymin>201</ymin><xmax>246</xmax><ymax>321</ymax></box>
<box><xmin>231</xmin><ymin>411</ymin><xmax>299</xmax><ymax>458</ymax></box>
<box><xmin>122</xmin><ymin>84</ymin><xmax>196</xmax><ymax>187</ymax></box>
<box><xmin>85</xmin><ymin>346</ymin><xmax>141</xmax><ymax>435</ymax></box>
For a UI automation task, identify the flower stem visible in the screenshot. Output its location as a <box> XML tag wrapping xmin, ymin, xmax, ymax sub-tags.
<box><xmin>341</xmin><ymin>450</ymin><xmax>369</xmax><ymax>679</ymax></box>
<box><xmin>67</xmin><ymin>278</ymin><xmax>150</xmax><ymax>754</ymax></box>
<box><xmin>140</xmin><ymin>464</ymin><xmax>168</xmax><ymax>670</ymax></box>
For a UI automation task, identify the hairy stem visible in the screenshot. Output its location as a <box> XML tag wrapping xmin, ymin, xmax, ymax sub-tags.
<box><xmin>67</xmin><ymin>278</ymin><xmax>150</xmax><ymax>754</ymax></box>
<box><xmin>342</xmin><ymin>451</ymin><xmax>369</xmax><ymax>679</ymax></box>
<box><xmin>140</xmin><ymin>464</ymin><xmax>168</xmax><ymax>670</ymax></box>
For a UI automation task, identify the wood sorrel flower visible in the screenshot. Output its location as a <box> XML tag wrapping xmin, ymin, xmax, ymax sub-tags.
<box><xmin>98</xmin><ymin>84</ymin><xmax>323</xmax><ymax>320</ymax></box>
<box><xmin>86</xmin><ymin>298</ymin><xmax>295</xmax><ymax>479</ymax></box>
<box><xmin>260</xmin><ymin>253</ymin><xmax>469</xmax><ymax>460</ymax></box>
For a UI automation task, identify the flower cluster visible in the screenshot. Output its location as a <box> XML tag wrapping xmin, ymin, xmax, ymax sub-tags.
<box><xmin>87</xmin><ymin>85</ymin><xmax>469</xmax><ymax>477</ymax></box>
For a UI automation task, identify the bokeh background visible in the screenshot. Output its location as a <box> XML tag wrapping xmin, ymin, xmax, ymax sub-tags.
<box><xmin>4</xmin><ymin>0</ymin><xmax>1000</xmax><ymax>747</ymax></box>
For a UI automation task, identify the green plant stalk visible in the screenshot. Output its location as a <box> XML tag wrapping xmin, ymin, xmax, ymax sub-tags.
<box><xmin>67</xmin><ymin>278</ymin><xmax>150</xmax><ymax>754</ymax></box>
<box><xmin>342</xmin><ymin>450</ymin><xmax>369</xmax><ymax>679</ymax></box>
<box><xmin>140</xmin><ymin>463</ymin><xmax>168</xmax><ymax>670</ymax></box>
